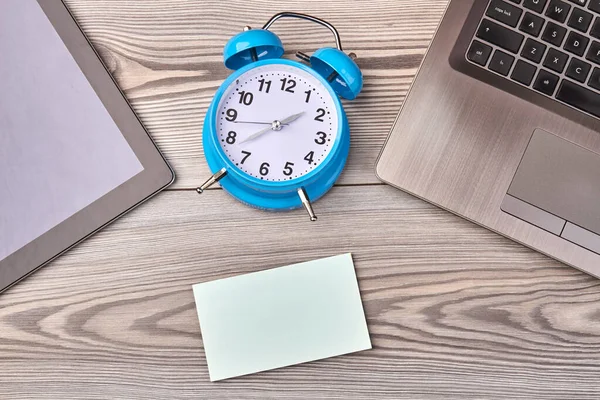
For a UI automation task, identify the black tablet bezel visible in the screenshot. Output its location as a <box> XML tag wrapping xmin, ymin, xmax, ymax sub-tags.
<box><xmin>0</xmin><ymin>0</ymin><xmax>175</xmax><ymax>293</ymax></box>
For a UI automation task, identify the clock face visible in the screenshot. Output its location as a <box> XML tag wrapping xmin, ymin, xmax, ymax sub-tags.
<box><xmin>215</xmin><ymin>63</ymin><xmax>340</xmax><ymax>182</ymax></box>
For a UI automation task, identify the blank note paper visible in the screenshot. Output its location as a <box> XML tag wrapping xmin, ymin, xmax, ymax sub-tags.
<box><xmin>192</xmin><ymin>253</ymin><xmax>371</xmax><ymax>381</ymax></box>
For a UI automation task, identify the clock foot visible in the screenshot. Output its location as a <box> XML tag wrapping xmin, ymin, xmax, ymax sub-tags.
<box><xmin>196</xmin><ymin>168</ymin><xmax>227</xmax><ymax>194</ymax></box>
<box><xmin>298</xmin><ymin>188</ymin><xmax>317</xmax><ymax>222</ymax></box>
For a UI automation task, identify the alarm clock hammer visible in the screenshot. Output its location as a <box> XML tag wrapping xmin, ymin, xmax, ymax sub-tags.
<box><xmin>196</xmin><ymin>12</ymin><xmax>363</xmax><ymax>221</ymax></box>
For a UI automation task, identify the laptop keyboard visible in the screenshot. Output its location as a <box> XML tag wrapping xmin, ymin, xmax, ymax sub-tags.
<box><xmin>466</xmin><ymin>0</ymin><xmax>600</xmax><ymax>119</ymax></box>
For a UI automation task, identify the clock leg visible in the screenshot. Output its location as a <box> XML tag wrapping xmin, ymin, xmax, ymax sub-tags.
<box><xmin>196</xmin><ymin>168</ymin><xmax>227</xmax><ymax>194</ymax></box>
<box><xmin>298</xmin><ymin>188</ymin><xmax>317</xmax><ymax>222</ymax></box>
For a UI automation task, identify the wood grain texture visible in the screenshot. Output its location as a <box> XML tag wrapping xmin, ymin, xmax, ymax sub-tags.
<box><xmin>3</xmin><ymin>0</ymin><xmax>600</xmax><ymax>399</ymax></box>
<box><xmin>63</xmin><ymin>0</ymin><xmax>448</xmax><ymax>189</ymax></box>
<box><xmin>2</xmin><ymin>188</ymin><xmax>600</xmax><ymax>399</ymax></box>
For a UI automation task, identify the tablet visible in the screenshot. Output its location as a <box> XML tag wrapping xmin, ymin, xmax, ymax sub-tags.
<box><xmin>0</xmin><ymin>0</ymin><xmax>175</xmax><ymax>292</ymax></box>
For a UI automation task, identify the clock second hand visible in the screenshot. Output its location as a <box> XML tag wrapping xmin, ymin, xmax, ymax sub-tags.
<box><xmin>232</xmin><ymin>120</ymin><xmax>290</xmax><ymax>125</ymax></box>
<box><xmin>239</xmin><ymin>112</ymin><xmax>305</xmax><ymax>144</ymax></box>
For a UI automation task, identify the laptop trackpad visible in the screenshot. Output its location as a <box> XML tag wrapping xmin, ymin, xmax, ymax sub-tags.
<box><xmin>502</xmin><ymin>129</ymin><xmax>600</xmax><ymax>254</ymax></box>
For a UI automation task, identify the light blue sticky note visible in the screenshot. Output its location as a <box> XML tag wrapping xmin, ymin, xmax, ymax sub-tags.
<box><xmin>193</xmin><ymin>253</ymin><xmax>371</xmax><ymax>381</ymax></box>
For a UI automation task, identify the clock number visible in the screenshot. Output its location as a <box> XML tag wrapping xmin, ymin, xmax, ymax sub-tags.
<box><xmin>258</xmin><ymin>79</ymin><xmax>271</xmax><ymax>93</ymax></box>
<box><xmin>283</xmin><ymin>162</ymin><xmax>295</xmax><ymax>176</ymax></box>
<box><xmin>226</xmin><ymin>108</ymin><xmax>237</xmax><ymax>121</ymax></box>
<box><xmin>304</xmin><ymin>90</ymin><xmax>312</xmax><ymax>103</ymax></box>
<box><xmin>226</xmin><ymin>131</ymin><xmax>237</xmax><ymax>144</ymax></box>
<box><xmin>240</xmin><ymin>150</ymin><xmax>251</xmax><ymax>164</ymax></box>
<box><xmin>315</xmin><ymin>131</ymin><xmax>327</xmax><ymax>145</ymax></box>
<box><xmin>238</xmin><ymin>91</ymin><xmax>254</xmax><ymax>105</ymax></box>
<box><xmin>315</xmin><ymin>108</ymin><xmax>326</xmax><ymax>122</ymax></box>
<box><xmin>260</xmin><ymin>162</ymin><xmax>270</xmax><ymax>176</ymax></box>
<box><xmin>304</xmin><ymin>151</ymin><xmax>315</xmax><ymax>165</ymax></box>
<box><xmin>280</xmin><ymin>78</ymin><xmax>296</xmax><ymax>93</ymax></box>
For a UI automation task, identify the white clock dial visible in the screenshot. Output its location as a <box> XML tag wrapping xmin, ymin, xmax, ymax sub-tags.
<box><xmin>216</xmin><ymin>63</ymin><xmax>339</xmax><ymax>182</ymax></box>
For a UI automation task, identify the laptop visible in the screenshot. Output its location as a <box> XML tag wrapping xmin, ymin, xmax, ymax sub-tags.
<box><xmin>377</xmin><ymin>0</ymin><xmax>600</xmax><ymax>277</ymax></box>
<box><xmin>0</xmin><ymin>0</ymin><xmax>174</xmax><ymax>292</ymax></box>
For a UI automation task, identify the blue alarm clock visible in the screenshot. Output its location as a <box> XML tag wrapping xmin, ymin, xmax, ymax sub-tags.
<box><xmin>197</xmin><ymin>12</ymin><xmax>363</xmax><ymax>221</ymax></box>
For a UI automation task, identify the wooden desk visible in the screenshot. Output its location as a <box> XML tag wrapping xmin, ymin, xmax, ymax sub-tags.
<box><xmin>2</xmin><ymin>1</ymin><xmax>600</xmax><ymax>398</ymax></box>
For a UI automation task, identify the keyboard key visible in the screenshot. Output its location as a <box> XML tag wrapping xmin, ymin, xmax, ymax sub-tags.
<box><xmin>486</xmin><ymin>0</ymin><xmax>523</xmax><ymax>27</ymax></box>
<box><xmin>588</xmin><ymin>67</ymin><xmax>600</xmax><ymax>89</ymax></box>
<box><xmin>489</xmin><ymin>50</ymin><xmax>515</xmax><ymax>75</ymax></box>
<box><xmin>556</xmin><ymin>80</ymin><xmax>600</xmax><ymax>117</ymax></box>
<box><xmin>566</xmin><ymin>57</ymin><xmax>592</xmax><ymax>81</ymax></box>
<box><xmin>467</xmin><ymin>40</ymin><xmax>493</xmax><ymax>65</ymax></box>
<box><xmin>567</xmin><ymin>0</ymin><xmax>587</xmax><ymax>6</ymax></box>
<box><xmin>520</xmin><ymin>12</ymin><xmax>546</xmax><ymax>36</ymax></box>
<box><xmin>586</xmin><ymin>40</ymin><xmax>600</xmax><ymax>63</ymax></box>
<box><xmin>511</xmin><ymin>59</ymin><xmax>538</xmax><ymax>84</ymax></box>
<box><xmin>521</xmin><ymin>38</ymin><xmax>548</xmax><ymax>62</ymax></box>
<box><xmin>533</xmin><ymin>69</ymin><xmax>560</xmax><ymax>95</ymax></box>
<box><xmin>564</xmin><ymin>31</ymin><xmax>590</xmax><ymax>56</ymax></box>
<box><xmin>590</xmin><ymin>18</ymin><xmax>600</xmax><ymax>38</ymax></box>
<box><xmin>524</xmin><ymin>0</ymin><xmax>548</xmax><ymax>13</ymax></box>
<box><xmin>589</xmin><ymin>0</ymin><xmax>600</xmax><ymax>13</ymax></box>
<box><xmin>546</xmin><ymin>0</ymin><xmax>572</xmax><ymax>22</ymax></box>
<box><xmin>543</xmin><ymin>47</ymin><xmax>569</xmax><ymax>71</ymax></box>
<box><xmin>542</xmin><ymin>21</ymin><xmax>568</xmax><ymax>46</ymax></box>
<box><xmin>477</xmin><ymin>19</ymin><xmax>525</xmax><ymax>53</ymax></box>
<box><xmin>568</xmin><ymin>7</ymin><xmax>594</xmax><ymax>32</ymax></box>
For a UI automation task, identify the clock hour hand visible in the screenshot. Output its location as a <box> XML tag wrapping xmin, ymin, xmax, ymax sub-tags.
<box><xmin>239</xmin><ymin>112</ymin><xmax>305</xmax><ymax>144</ymax></box>
<box><xmin>279</xmin><ymin>112</ymin><xmax>305</xmax><ymax>125</ymax></box>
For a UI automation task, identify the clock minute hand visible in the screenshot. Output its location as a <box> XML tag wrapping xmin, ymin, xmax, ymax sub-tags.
<box><xmin>239</xmin><ymin>125</ymin><xmax>273</xmax><ymax>145</ymax></box>
<box><xmin>240</xmin><ymin>112</ymin><xmax>305</xmax><ymax>144</ymax></box>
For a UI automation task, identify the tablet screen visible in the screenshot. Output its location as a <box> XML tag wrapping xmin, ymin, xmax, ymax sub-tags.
<box><xmin>0</xmin><ymin>0</ymin><xmax>144</xmax><ymax>261</ymax></box>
